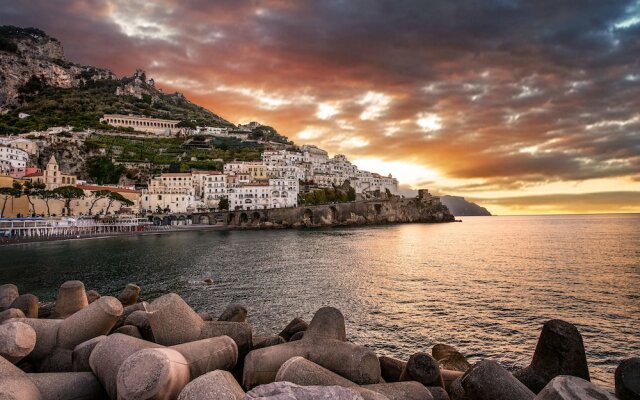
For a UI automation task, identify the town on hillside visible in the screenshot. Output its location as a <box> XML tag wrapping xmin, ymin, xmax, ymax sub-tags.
<box><xmin>0</xmin><ymin>118</ymin><xmax>399</xmax><ymax>218</ymax></box>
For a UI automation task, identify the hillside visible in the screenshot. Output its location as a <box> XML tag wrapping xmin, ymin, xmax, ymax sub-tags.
<box><xmin>440</xmin><ymin>195</ymin><xmax>492</xmax><ymax>216</ymax></box>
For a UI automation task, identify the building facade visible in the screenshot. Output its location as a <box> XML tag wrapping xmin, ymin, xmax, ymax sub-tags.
<box><xmin>0</xmin><ymin>145</ymin><xmax>30</xmax><ymax>178</ymax></box>
<box><xmin>100</xmin><ymin>114</ymin><xmax>180</xmax><ymax>136</ymax></box>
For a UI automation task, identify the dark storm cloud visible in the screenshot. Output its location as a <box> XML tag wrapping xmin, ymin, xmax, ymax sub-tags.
<box><xmin>1</xmin><ymin>0</ymin><xmax>639</xmax><ymax>194</ymax></box>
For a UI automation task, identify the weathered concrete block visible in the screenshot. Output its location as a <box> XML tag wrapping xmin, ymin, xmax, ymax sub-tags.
<box><xmin>432</xmin><ymin>344</ymin><xmax>471</xmax><ymax>372</ymax></box>
<box><xmin>245</xmin><ymin>381</ymin><xmax>366</xmax><ymax>399</ymax></box>
<box><xmin>113</xmin><ymin>301</ymin><xmax>148</xmax><ymax>331</ymax></box>
<box><xmin>9</xmin><ymin>294</ymin><xmax>38</xmax><ymax>318</ymax></box>
<box><xmin>279</xmin><ymin>317</ymin><xmax>308</xmax><ymax>341</ymax></box>
<box><xmin>379</xmin><ymin>355</ymin><xmax>406</xmax><ymax>382</ymax></box>
<box><xmin>0</xmin><ymin>320</ymin><xmax>36</xmax><ymax>363</ymax></box>
<box><xmin>124</xmin><ymin>309</ymin><xmax>154</xmax><ymax>341</ymax></box>
<box><xmin>534</xmin><ymin>375</ymin><xmax>616</xmax><ymax>399</ymax></box>
<box><xmin>198</xmin><ymin>311</ymin><xmax>213</xmax><ymax>321</ymax></box>
<box><xmin>37</xmin><ymin>347</ymin><xmax>73</xmax><ymax>373</ymax></box>
<box><xmin>117</xmin><ymin>283</ymin><xmax>141</xmax><ymax>307</ymax></box>
<box><xmin>0</xmin><ymin>283</ymin><xmax>19</xmax><ymax>310</ymax></box>
<box><xmin>441</xmin><ymin>369</ymin><xmax>464</xmax><ymax>392</ymax></box>
<box><xmin>0</xmin><ymin>355</ymin><xmax>42</xmax><ymax>400</ymax></box>
<box><xmin>116</xmin><ymin>348</ymin><xmax>191</xmax><ymax>400</ymax></box>
<box><xmin>114</xmin><ymin>324</ymin><xmax>143</xmax><ymax>339</ymax></box>
<box><xmin>448</xmin><ymin>376</ymin><xmax>468</xmax><ymax>400</ymax></box>
<box><xmin>252</xmin><ymin>334</ymin><xmax>286</xmax><ymax>350</ymax></box>
<box><xmin>147</xmin><ymin>293</ymin><xmax>204</xmax><ymax>346</ymax></box>
<box><xmin>56</xmin><ymin>296</ymin><xmax>123</xmax><ymax>350</ymax></box>
<box><xmin>289</xmin><ymin>331</ymin><xmax>305</xmax><ymax>341</ymax></box>
<box><xmin>400</xmin><ymin>352</ymin><xmax>444</xmax><ymax>388</ymax></box>
<box><xmin>199</xmin><ymin>321</ymin><xmax>253</xmax><ymax>354</ymax></box>
<box><xmin>86</xmin><ymin>290</ymin><xmax>100</xmax><ymax>304</ymax></box>
<box><xmin>177</xmin><ymin>370</ymin><xmax>245</xmax><ymax>400</ymax></box>
<box><xmin>427</xmin><ymin>386</ymin><xmax>451</xmax><ymax>400</ymax></box>
<box><xmin>243</xmin><ymin>307</ymin><xmax>380</xmax><ymax>389</ymax></box>
<box><xmin>461</xmin><ymin>360</ymin><xmax>534</xmax><ymax>400</ymax></box>
<box><xmin>53</xmin><ymin>280</ymin><xmax>88</xmax><ymax>318</ymax></box>
<box><xmin>363</xmin><ymin>382</ymin><xmax>434</xmax><ymax>400</ymax></box>
<box><xmin>218</xmin><ymin>303</ymin><xmax>247</xmax><ymax>322</ymax></box>
<box><xmin>615</xmin><ymin>357</ymin><xmax>640</xmax><ymax>400</ymax></box>
<box><xmin>28</xmin><ymin>372</ymin><xmax>109</xmax><ymax>400</ymax></box>
<box><xmin>72</xmin><ymin>335</ymin><xmax>106</xmax><ymax>372</ymax></box>
<box><xmin>18</xmin><ymin>318</ymin><xmax>61</xmax><ymax>363</ymax></box>
<box><xmin>514</xmin><ymin>320</ymin><xmax>590</xmax><ymax>394</ymax></box>
<box><xmin>89</xmin><ymin>333</ymin><xmax>163</xmax><ymax>399</ymax></box>
<box><xmin>0</xmin><ymin>308</ymin><xmax>25</xmax><ymax>323</ymax></box>
<box><xmin>170</xmin><ymin>335</ymin><xmax>238</xmax><ymax>379</ymax></box>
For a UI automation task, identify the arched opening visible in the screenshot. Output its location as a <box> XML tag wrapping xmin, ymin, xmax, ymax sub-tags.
<box><xmin>162</xmin><ymin>216</ymin><xmax>170</xmax><ymax>226</ymax></box>
<box><xmin>251</xmin><ymin>212</ymin><xmax>261</xmax><ymax>224</ymax></box>
<box><xmin>329</xmin><ymin>206</ymin><xmax>338</xmax><ymax>223</ymax></box>
<box><xmin>153</xmin><ymin>216</ymin><xmax>161</xmax><ymax>226</ymax></box>
<box><xmin>239</xmin><ymin>213</ymin><xmax>248</xmax><ymax>225</ymax></box>
<box><xmin>303</xmin><ymin>209</ymin><xmax>313</xmax><ymax>225</ymax></box>
<box><xmin>374</xmin><ymin>204</ymin><xmax>382</xmax><ymax>215</ymax></box>
<box><xmin>199</xmin><ymin>215</ymin><xmax>210</xmax><ymax>225</ymax></box>
<box><xmin>177</xmin><ymin>215</ymin><xmax>186</xmax><ymax>225</ymax></box>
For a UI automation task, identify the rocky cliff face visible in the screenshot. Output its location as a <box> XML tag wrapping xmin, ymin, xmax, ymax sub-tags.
<box><xmin>440</xmin><ymin>195</ymin><xmax>492</xmax><ymax>216</ymax></box>
<box><xmin>0</xmin><ymin>26</ymin><xmax>115</xmax><ymax>113</ymax></box>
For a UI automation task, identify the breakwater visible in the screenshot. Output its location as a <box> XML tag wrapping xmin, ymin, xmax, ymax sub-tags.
<box><xmin>1</xmin><ymin>280</ymin><xmax>637</xmax><ymax>399</ymax></box>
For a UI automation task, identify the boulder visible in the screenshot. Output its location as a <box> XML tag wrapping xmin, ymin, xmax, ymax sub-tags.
<box><xmin>117</xmin><ymin>283</ymin><xmax>140</xmax><ymax>307</ymax></box>
<box><xmin>279</xmin><ymin>317</ymin><xmax>309</xmax><ymax>341</ymax></box>
<box><xmin>218</xmin><ymin>303</ymin><xmax>247</xmax><ymax>322</ymax></box>
<box><xmin>27</xmin><ymin>372</ymin><xmax>109</xmax><ymax>400</ymax></box>
<box><xmin>0</xmin><ymin>283</ymin><xmax>19</xmax><ymax>310</ymax></box>
<box><xmin>432</xmin><ymin>344</ymin><xmax>471</xmax><ymax>372</ymax></box>
<box><xmin>448</xmin><ymin>377</ymin><xmax>468</xmax><ymax>400</ymax></box>
<box><xmin>534</xmin><ymin>375</ymin><xmax>616</xmax><ymax>399</ymax></box>
<box><xmin>379</xmin><ymin>355</ymin><xmax>406</xmax><ymax>382</ymax></box>
<box><xmin>53</xmin><ymin>280</ymin><xmax>88</xmax><ymax>318</ymax></box>
<box><xmin>514</xmin><ymin>320</ymin><xmax>589</xmax><ymax>394</ymax></box>
<box><xmin>177</xmin><ymin>370</ymin><xmax>245</xmax><ymax>400</ymax></box>
<box><xmin>9</xmin><ymin>294</ymin><xmax>38</xmax><ymax>318</ymax></box>
<box><xmin>615</xmin><ymin>357</ymin><xmax>640</xmax><ymax>400</ymax></box>
<box><xmin>441</xmin><ymin>369</ymin><xmax>464</xmax><ymax>392</ymax></box>
<box><xmin>0</xmin><ymin>308</ymin><xmax>25</xmax><ymax>323</ymax></box>
<box><xmin>400</xmin><ymin>352</ymin><xmax>444</xmax><ymax>387</ymax></box>
<box><xmin>243</xmin><ymin>307</ymin><xmax>380</xmax><ymax>389</ymax></box>
<box><xmin>0</xmin><ymin>320</ymin><xmax>36</xmax><ymax>363</ymax></box>
<box><xmin>461</xmin><ymin>360</ymin><xmax>535</xmax><ymax>400</ymax></box>
<box><xmin>245</xmin><ymin>381</ymin><xmax>365</xmax><ymax>400</ymax></box>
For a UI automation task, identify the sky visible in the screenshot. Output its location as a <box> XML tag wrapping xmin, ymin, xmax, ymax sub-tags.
<box><xmin>1</xmin><ymin>0</ymin><xmax>639</xmax><ymax>214</ymax></box>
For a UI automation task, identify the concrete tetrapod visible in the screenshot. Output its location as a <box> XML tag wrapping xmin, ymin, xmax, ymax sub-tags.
<box><xmin>243</xmin><ymin>307</ymin><xmax>381</xmax><ymax>389</ymax></box>
<box><xmin>432</xmin><ymin>344</ymin><xmax>470</xmax><ymax>373</ymax></box>
<box><xmin>363</xmin><ymin>382</ymin><xmax>435</xmax><ymax>400</ymax></box>
<box><xmin>252</xmin><ymin>334</ymin><xmax>286</xmax><ymax>350</ymax></box>
<box><xmin>0</xmin><ymin>320</ymin><xmax>36</xmax><ymax>364</ymax></box>
<box><xmin>245</xmin><ymin>381</ymin><xmax>365</xmax><ymax>400</ymax></box>
<box><xmin>461</xmin><ymin>360</ymin><xmax>535</xmax><ymax>400</ymax></box>
<box><xmin>379</xmin><ymin>355</ymin><xmax>406</xmax><ymax>382</ymax></box>
<box><xmin>72</xmin><ymin>335</ymin><xmax>106</xmax><ymax>372</ymax></box>
<box><xmin>275</xmin><ymin>356</ymin><xmax>388</xmax><ymax>400</ymax></box>
<box><xmin>0</xmin><ymin>283</ymin><xmax>19</xmax><ymax>310</ymax></box>
<box><xmin>147</xmin><ymin>293</ymin><xmax>252</xmax><ymax>352</ymax></box>
<box><xmin>27</xmin><ymin>372</ymin><xmax>109</xmax><ymax>400</ymax></box>
<box><xmin>616</xmin><ymin>358</ymin><xmax>640</xmax><ymax>400</ymax></box>
<box><xmin>116</xmin><ymin>336</ymin><xmax>239</xmax><ymax>400</ymax></box>
<box><xmin>89</xmin><ymin>333</ymin><xmax>164</xmax><ymax>399</ymax></box>
<box><xmin>400</xmin><ymin>352</ymin><xmax>445</xmax><ymax>388</ymax></box>
<box><xmin>0</xmin><ymin>355</ymin><xmax>42</xmax><ymax>400</ymax></box>
<box><xmin>118</xmin><ymin>283</ymin><xmax>141</xmax><ymax>306</ymax></box>
<box><xmin>514</xmin><ymin>319</ymin><xmax>590</xmax><ymax>394</ymax></box>
<box><xmin>0</xmin><ymin>308</ymin><xmax>25</xmax><ymax>323</ymax></box>
<box><xmin>177</xmin><ymin>370</ymin><xmax>245</xmax><ymax>400</ymax></box>
<box><xmin>53</xmin><ymin>280</ymin><xmax>88</xmax><ymax>318</ymax></box>
<box><xmin>218</xmin><ymin>303</ymin><xmax>247</xmax><ymax>322</ymax></box>
<box><xmin>9</xmin><ymin>294</ymin><xmax>39</xmax><ymax>318</ymax></box>
<box><xmin>534</xmin><ymin>375</ymin><xmax>616</xmax><ymax>399</ymax></box>
<box><xmin>279</xmin><ymin>317</ymin><xmax>308</xmax><ymax>341</ymax></box>
<box><xmin>17</xmin><ymin>296</ymin><xmax>122</xmax><ymax>371</ymax></box>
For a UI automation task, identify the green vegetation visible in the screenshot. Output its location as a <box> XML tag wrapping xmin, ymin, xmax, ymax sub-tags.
<box><xmin>85</xmin><ymin>134</ymin><xmax>263</xmax><ymax>173</ymax></box>
<box><xmin>0</xmin><ymin>76</ymin><xmax>231</xmax><ymax>135</ymax></box>
<box><xmin>87</xmin><ymin>156</ymin><xmax>126</xmax><ymax>184</ymax></box>
<box><xmin>53</xmin><ymin>185</ymin><xmax>85</xmax><ymax>215</ymax></box>
<box><xmin>0</xmin><ymin>182</ymin><xmax>22</xmax><ymax>217</ymax></box>
<box><xmin>249</xmin><ymin>125</ymin><xmax>292</xmax><ymax>144</ymax></box>
<box><xmin>301</xmin><ymin>185</ymin><xmax>356</xmax><ymax>205</ymax></box>
<box><xmin>218</xmin><ymin>197</ymin><xmax>229</xmax><ymax>210</ymax></box>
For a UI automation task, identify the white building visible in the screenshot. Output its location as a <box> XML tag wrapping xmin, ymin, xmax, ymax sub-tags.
<box><xmin>0</xmin><ymin>146</ymin><xmax>29</xmax><ymax>178</ymax></box>
<box><xmin>100</xmin><ymin>114</ymin><xmax>180</xmax><ymax>136</ymax></box>
<box><xmin>191</xmin><ymin>171</ymin><xmax>227</xmax><ymax>210</ymax></box>
<box><xmin>0</xmin><ymin>137</ymin><xmax>39</xmax><ymax>155</ymax></box>
<box><xmin>141</xmin><ymin>173</ymin><xmax>195</xmax><ymax>213</ymax></box>
<box><xmin>228</xmin><ymin>182</ymin><xmax>272</xmax><ymax>210</ymax></box>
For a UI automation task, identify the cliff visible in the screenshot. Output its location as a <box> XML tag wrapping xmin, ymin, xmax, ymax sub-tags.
<box><xmin>440</xmin><ymin>195</ymin><xmax>492</xmax><ymax>216</ymax></box>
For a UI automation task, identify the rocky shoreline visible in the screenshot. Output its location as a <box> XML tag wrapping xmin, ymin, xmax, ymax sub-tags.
<box><xmin>1</xmin><ymin>281</ymin><xmax>638</xmax><ymax>399</ymax></box>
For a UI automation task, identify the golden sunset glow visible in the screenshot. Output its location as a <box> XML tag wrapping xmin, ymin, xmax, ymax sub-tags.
<box><xmin>4</xmin><ymin>1</ymin><xmax>639</xmax><ymax>214</ymax></box>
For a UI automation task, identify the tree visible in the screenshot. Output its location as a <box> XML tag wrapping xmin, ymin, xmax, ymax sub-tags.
<box><xmin>20</xmin><ymin>181</ymin><xmax>46</xmax><ymax>216</ymax></box>
<box><xmin>40</xmin><ymin>190</ymin><xmax>60</xmax><ymax>217</ymax></box>
<box><xmin>53</xmin><ymin>186</ymin><xmax>85</xmax><ymax>216</ymax></box>
<box><xmin>218</xmin><ymin>197</ymin><xmax>229</xmax><ymax>210</ymax></box>
<box><xmin>104</xmin><ymin>191</ymin><xmax>134</xmax><ymax>215</ymax></box>
<box><xmin>87</xmin><ymin>190</ymin><xmax>112</xmax><ymax>215</ymax></box>
<box><xmin>0</xmin><ymin>182</ymin><xmax>21</xmax><ymax>218</ymax></box>
<box><xmin>87</xmin><ymin>156</ymin><xmax>126</xmax><ymax>185</ymax></box>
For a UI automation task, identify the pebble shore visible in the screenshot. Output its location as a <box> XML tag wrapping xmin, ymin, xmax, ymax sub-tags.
<box><xmin>0</xmin><ymin>280</ymin><xmax>638</xmax><ymax>400</ymax></box>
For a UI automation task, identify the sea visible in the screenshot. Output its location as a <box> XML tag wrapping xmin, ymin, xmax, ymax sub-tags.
<box><xmin>1</xmin><ymin>214</ymin><xmax>638</xmax><ymax>388</ymax></box>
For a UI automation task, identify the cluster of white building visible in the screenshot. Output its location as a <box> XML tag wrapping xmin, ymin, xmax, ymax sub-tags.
<box><xmin>140</xmin><ymin>145</ymin><xmax>398</xmax><ymax>213</ymax></box>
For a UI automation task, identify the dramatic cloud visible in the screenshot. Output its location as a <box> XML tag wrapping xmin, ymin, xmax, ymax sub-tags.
<box><xmin>2</xmin><ymin>0</ymin><xmax>639</xmax><ymax>213</ymax></box>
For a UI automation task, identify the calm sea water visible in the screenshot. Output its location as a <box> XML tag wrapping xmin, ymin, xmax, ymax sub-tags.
<box><xmin>1</xmin><ymin>214</ymin><xmax>638</xmax><ymax>388</ymax></box>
